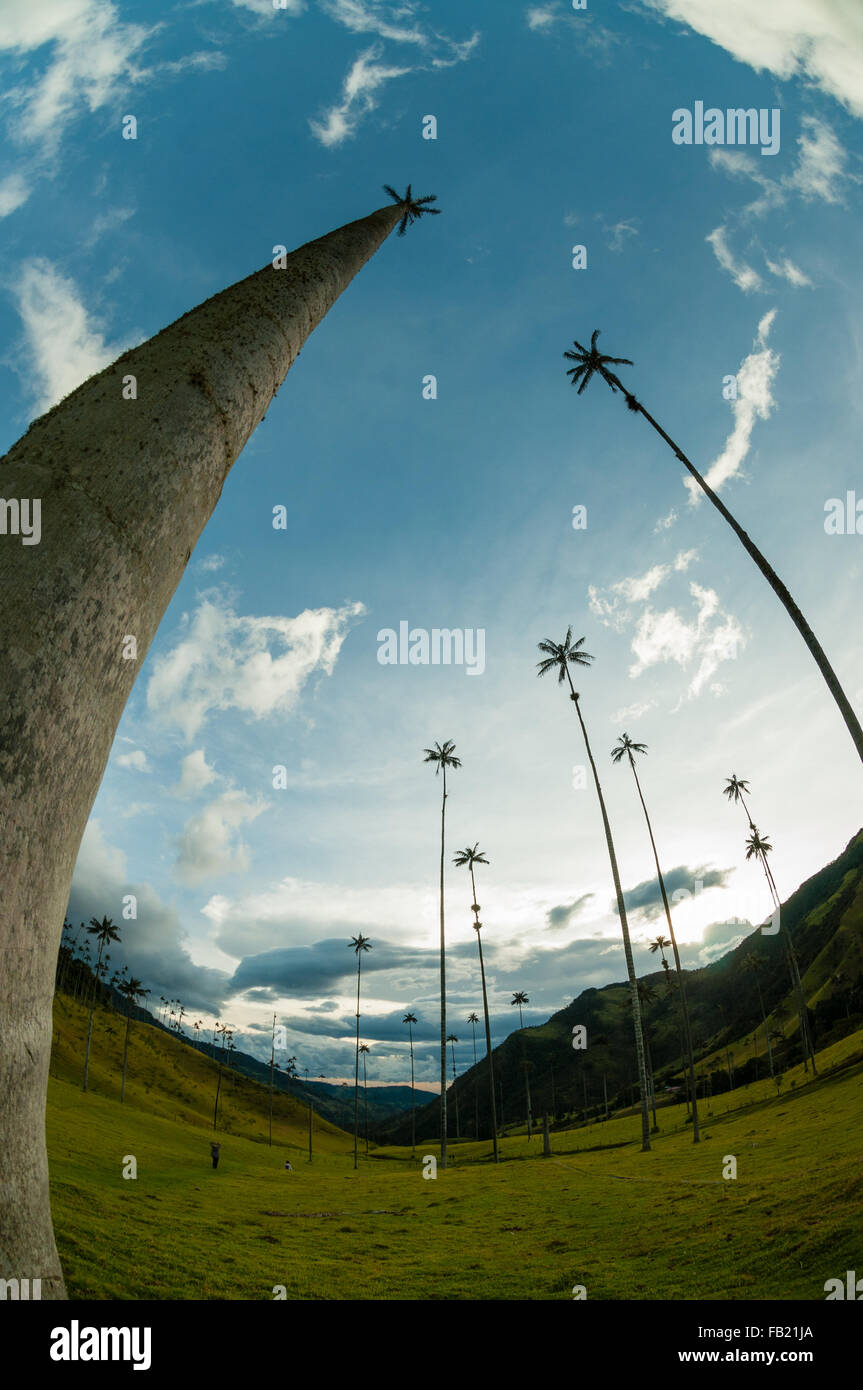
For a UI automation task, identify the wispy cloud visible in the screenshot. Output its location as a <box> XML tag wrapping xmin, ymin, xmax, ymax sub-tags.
<box><xmin>641</xmin><ymin>0</ymin><xmax>863</xmax><ymax>118</ymax></box>
<box><xmin>309</xmin><ymin>45</ymin><xmax>413</xmax><ymax>146</ymax></box>
<box><xmin>146</xmin><ymin>594</ymin><xmax>366</xmax><ymax>739</ymax></box>
<box><xmin>175</xmin><ymin>790</ymin><xmax>268</xmax><ymax>883</ymax></box>
<box><xmin>8</xmin><ymin>258</ymin><xmax>135</xmax><ymax>414</ymax></box>
<box><xmin>115</xmin><ymin>749</ymin><xmax>150</xmax><ymax>772</ymax></box>
<box><xmin>706</xmin><ymin>225</ymin><xmax>764</xmax><ymax>293</ymax></box>
<box><xmin>589</xmin><ymin>550</ymin><xmax>698</xmax><ymax>630</ymax></box>
<box><xmin>526</xmin><ymin>4</ymin><xmax>558</xmax><ymax>29</ymax></box>
<box><xmin>688</xmin><ymin>309</ymin><xmax>779</xmax><ymax>501</ymax></box>
<box><xmin>0</xmin><ymin>172</ymin><xmax>31</xmax><ymax>217</ymax></box>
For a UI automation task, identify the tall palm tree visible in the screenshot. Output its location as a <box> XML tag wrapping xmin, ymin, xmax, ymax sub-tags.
<box><xmin>82</xmin><ymin>916</ymin><xmax>121</xmax><ymax>1093</ymax></box>
<box><xmin>454</xmin><ymin>844</ymin><xmax>499</xmax><ymax>1161</ymax></box>
<box><xmin>349</xmin><ymin>934</ymin><xmax>372</xmax><ymax>1170</ymax></box>
<box><xmin>117</xmin><ymin>977</ymin><xmax>150</xmax><ymax>1103</ymax></box>
<box><xmin>467</xmin><ymin>1012</ymin><xmax>480</xmax><ymax>1138</ymax></box>
<box><xmin>213</xmin><ymin>1022</ymin><xmax>230</xmax><ymax>1130</ymax></box>
<box><xmin>0</xmin><ymin>185</ymin><xmax>442</xmax><ymax>1298</ymax></box>
<box><xmin>402</xmin><ymin>1012</ymin><xmax>418</xmax><ymax>1154</ymax></box>
<box><xmin>649</xmin><ymin>935</ymin><xmax>672</xmax><ymax>981</ymax></box>
<box><xmin>511</xmin><ymin>991</ymin><xmax>529</xmax><ymax>1030</ymax></box>
<box><xmin>359</xmin><ymin>1044</ymin><xmax>371</xmax><ymax>1154</ymax></box>
<box><xmin>741</xmin><ymin>954</ymin><xmax>775</xmax><ymax>1079</ymax></box>
<box><xmin>744</xmin><ymin>828</ymin><xmax>816</xmax><ymax>1075</ymax></box>
<box><xmin>723</xmin><ymin>774</ymin><xmax>756</xmax><ymax>829</ymax></box>
<box><xmin>537</xmin><ymin>630</ymin><xmax>651</xmax><ymax>1151</ymax></box>
<box><xmin>564</xmin><ymin>330</ymin><xmax>863</xmax><ymax>765</ymax></box>
<box><xmin>446</xmin><ymin>1035</ymin><xmax>460</xmax><ymax>1139</ymax></box>
<box><xmin>424</xmin><ymin>740</ymin><xmax>461</xmax><ymax>1170</ymax></box>
<box><xmin>612</xmin><ymin>732</ymin><xmax>699</xmax><ymax>1142</ymax></box>
<box><xmin>268</xmin><ymin>1013</ymin><xmax>277</xmax><ymax>1148</ymax></box>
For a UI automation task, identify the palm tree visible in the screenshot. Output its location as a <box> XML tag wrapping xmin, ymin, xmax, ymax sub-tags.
<box><xmin>467</xmin><ymin>1012</ymin><xmax>480</xmax><ymax>1138</ymax></box>
<box><xmin>424</xmin><ymin>740</ymin><xmax>461</xmax><ymax>1170</ymax></box>
<box><xmin>511</xmin><ymin>991</ymin><xmax>529</xmax><ymax>1030</ymax></box>
<box><xmin>0</xmin><ymin>184</ymin><xmax>442</xmax><ymax>1298</ymax></box>
<box><xmin>117</xmin><ymin>977</ymin><xmax>150</xmax><ymax>1103</ymax></box>
<box><xmin>349</xmin><ymin>934</ymin><xmax>372</xmax><ymax>1170</ymax></box>
<box><xmin>741</xmin><ymin>955</ymin><xmax>775</xmax><ymax>1079</ymax></box>
<box><xmin>454</xmin><ymin>844</ymin><xmax>499</xmax><ymax>1162</ymax></box>
<box><xmin>649</xmin><ymin>935</ymin><xmax>672</xmax><ymax>982</ymax></box>
<box><xmin>612</xmin><ymin>732</ymin><xmax>700</xmax><ymax>1142</ymax></box>
<box><xmin>723</xmin><ymin>774</ymin><xmax>756</xmax><ymax>829</ymax></box>
<box><xmin>82</xmin><ymin>917</ymin><xmax>121</xmax><ymax>1093</ymax></box>
<box><xmin>359</xmin><ymin>1044</ymin><xmax>371</xmax><ymax>1154</ymax></box>
<box><xmin>537</xmin><ymin>630</ymin><xmax>651</xmax><ymax>1151</ymax></box>
<box><xmin>268</xmin><ymin>1013</ymin><xmax>277</xmax><ymax>1148</ymax></box>
<box><xmin>446</xmin><ymin>1035</ymin><xmax>460</xmax><ymax>1139</ymax></box>
<box><xmin>403</xmin><ymin>1012</ymin><xmax>418</xmax><ymax>1154</ymax></box>
<box><xmin>564</xmin><ymin>330</ymin><xmax>863</xmax><ymax>764</ymax></box>
<box><xmin>213</xmin><ymin>1022</ymin><xmax>229</xmax><ymax>1130</ymax></box>
<box><xmin>744</xmin><ymin>827</ymin><xmax>816</xmax><ymax>1074</ymax></box>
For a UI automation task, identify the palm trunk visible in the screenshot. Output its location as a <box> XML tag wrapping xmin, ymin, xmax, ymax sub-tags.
<box><xmin>471</xmin><ymin>864</ymin><xmax>499</xmax><ymax>1163</ymax></box>
<box><xmin>439</xmin><ymin>766</ymin><xmax>448</xmax><ymax>1168</ymax></box>
<box><xmin>757</xmin><ymin>850</ymin><xmax>816</xmax><ymax>1074</ymax></box>
<box><xmin>120</xmin><ymin>1007</ymin><xmax>132</xmax><ymax>1103</ymax></box>
<box><xmin>354</xmin><ymin>957</ymin><xmax>362</xmax><ymax>1171</ymax></box>
<box><xmin>363</xmin><ymin>1055</ymin><xmax>369</xmax><ymax>1155</ymax></box>
<box><xmin>628</xmin><ymin>757</ymin><xmax>700</xmax><ymax>1142</ymax></box>
<box><xmin>754</xmin><ymin>977</ymin><xmax>775</xmax><ymax>1079</ymax></box>
<box><xmin>82</xmin><ymin>938</ymin><xmax>106</xmax><ymax>1093</ymax></box>
<box><xmin>471</xmin><ymin>1024</ymin><xmax>479</xmax><ymax>1139</ymax></box>
<box><xmin>1</xmin><ymin>198</ymin><xmax>407</xmax><ymax>1296</ymax></box>
<box><xmin>621</xmin><ymin>392</ymin><xmax>863</xmax><ymax>764</ymax></box>
<box><xmin>408</xmin><ymin>1026</ymin><xmax>416</xmax><ymax>1155</ymax></box>
<box><xmin>565</xmin><ymin>672</ymin><xmax>651</xmax><ymax>1151</ymax></box>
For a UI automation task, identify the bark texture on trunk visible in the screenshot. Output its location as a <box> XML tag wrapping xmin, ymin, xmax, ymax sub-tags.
<box><xmin>0</xmin><ymin>203</ymin><xmax>402</xmax><ymax>1295</ymax></box>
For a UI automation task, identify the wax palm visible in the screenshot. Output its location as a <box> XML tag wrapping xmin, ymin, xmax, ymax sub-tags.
<box><xmin>454</xmin><ymin>842</ymin><xmax>499</xmax><ymax>1161</ymax></box>
<box><xmin>383</xmin><ymin>183</ymin><xmax>441</xmax><ymax>236</ymax></box>
<box><xmin>403</xmin><ymin>1012</ymin><xmax>418</xmax><ymax>1154</ymax></box>
<box><xmin>117</xmin><ymin>977</ymin><xmax>149</xmax><ymax>1103</ymax></box>
<box><xmin>564</xmin><ymin>331</ymin><xmax>863</xmax><ymax>764</ymax></box>
<box><xmin>349</xmin><ymin>934</ymin><xmax>372</xmax><ymax>1170</ymax></box>
<box><xmin>511</xmin><ymin>991</ymin><xmax>529</xmax><ymax>1030</ymax></box>
<box><xmin>649</xmin><ymin>935</ymin><xmax>671</xmax><ymax>972</ymax></box>
<box><xmin>446</xmin><ymin>1035</ymin><xmax>461</xmax><ymax>1139</ymax></box>
<box><xmin>538</xmin><ymin>635</ymin><xmax>651</xmax><ymax>1150</ymax></box>
<box><xmin>611</xmin><ymin>732</ymin><xmax>700</xmax><ymax>1142</ymax></box>
<box><xmin>359</xmin><ymin>1044</ymin><xmax>371</xmax><ymax>1154</ymax></box>
<box><xmin>424</xmin><ymin>740</ymin><xmax>461</xmax><ymax>1169</ymax></box>
<box><xmin>724</xmin><ymin>774</ymin><xmax>755</xmax><ymax>828</ymax></box>
<box><xmin>467</xmin><ymin>1012</ymin><xmax>480</xmax><ymax>1138</ymax></box>
<box><xmin>82</xmin><ymin>916</ymin><xmax>122</xmax><ymax>1093</ymax></box>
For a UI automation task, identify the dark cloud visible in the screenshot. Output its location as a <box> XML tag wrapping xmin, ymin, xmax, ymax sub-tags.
<box><xmin>619</xmin><ymin>865</ymin><xmax>733</xmax><ymax>921</ymax></box>
<box><xmin>227</xmin><ymin>937</ymin><xmax>439</xmax><ymax>998</ymax></box>
<box><xmin>546</xmin><ymin>893</ymin><xmax>595</xmax><ymax>930</ymax></box>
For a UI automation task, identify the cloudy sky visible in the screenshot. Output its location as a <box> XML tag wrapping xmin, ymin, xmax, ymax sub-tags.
<box><xmin>2</xmin><ymin>0</ymin><xmax>862</xmax><ymax>1085</ymax></box>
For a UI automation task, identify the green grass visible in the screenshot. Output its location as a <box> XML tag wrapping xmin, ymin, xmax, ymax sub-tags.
<box><xmin>47</xmin><ymin>994</ymin><xmax>863</xmax><ymax>1299</ymax></box>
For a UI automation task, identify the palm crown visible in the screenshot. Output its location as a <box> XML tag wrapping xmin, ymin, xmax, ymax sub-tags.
<box><xmin>745</xmin><ymin>829</ymin><xmax>772</xmax><ymax>862</ymax></box>
<box><xmin>724</xmin><ymin>774</ymin><xmax>751</xmax><ymax>805</ymax></box>
<box><xmin>423</xmin><ymin>739</ymin><xmax>461</xmax><ymax>774</ymax></box>
<box><xmin>467</xmin><ymin>1012</ymin><xmax>479</xmax><ymax>1024</ymax></box>
<box><xmin>511</xmin><ymin>991</ymin><xmax>529</xmax><ymax>1007</ymax></box>
<box><xmin>453</xmin><ymin>843</ymin><xmax>488</xmax><ymax>870</ymax></box>
<box><xmin>349</xmin><ymin>933</ymin><xmax>372</xmax><ymax>956</ymax></box>
<box><xmin>564</xmin><ymin>329</ymin><xmax>633</xmax><ymax>396</ymax></box>
<box><xmin>402</xmin><ymin>1011</ymin><xmax>417</xmax><ymax>1025</ymax></box>
<box><xmin>536</xmin><ymin>627</ymin><xmax>593</xmax><ymax>684</ymax></box>
<box><xmin>384</xmin><ymin>183</ymin><xmax>441</xmax><ymax>236</ymax></box>
<box><xmin>611</xmin><ymin>732</ymin><xmax>648</xmax><ymax>764</ymax></box>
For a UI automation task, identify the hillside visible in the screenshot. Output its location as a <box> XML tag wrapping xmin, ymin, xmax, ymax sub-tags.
<box><xmin>384</xmin><ymin>829</ymin><xmax>863</xmax><ymax>1144</ymax></box>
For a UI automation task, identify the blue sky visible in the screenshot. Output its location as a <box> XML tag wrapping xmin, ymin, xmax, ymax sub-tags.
<box><xmin>2</xmin><ymin>0</ymin><xmax>862</xmax><ymax>1086</ymax></box>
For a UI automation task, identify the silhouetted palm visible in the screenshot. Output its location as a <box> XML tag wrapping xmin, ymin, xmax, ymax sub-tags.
<box><xmin>118</xmin><ymin>977</ymin><xmax>149</xmax><ymax>1103</ymax></box>
<box><xmin>454</xmin><ymin>842</ymin><xmax>498</xmax><ymax>1161</ymax></box>
<box><xmin>82</xmin><ymin>916</ymin><xmax>121</xmax><ymax>1093</ymax></box>
<box><xmin>349</xmin><ymin>934</ymin><xmax>372</xmax><ymax>1170</ymax></box>
<box><xmin>564</xmin><ymin>330</ymin><xmax>863</xmax><ymax>764</ymax></box>
<box><xmin>383</xmin><ymin>183</ymin><xmax>441</xmax><ymax>236</ymax></box>
<box><xmin>723</xmin><ymin>774</ymin><xmax>755</xmax><ymax>829</ymax></box>
<box><xmin>538</xmin><ymin>633</ymin><xmax>651</xmax><ymax>1151</ymax></box>
<box><xmin>424</xmin><ymin>740</ymin><xmax>461</xmax><ymax>1169</ymax></box>
<box><xmin>510</xmin><ymin>991</ymin><xmax>529</xmax><ymax>1030</ymax></box>
<box><xmin>403</xmin><ymin>1012</ymin><xmax>418</xmax><ymax>1154</ymax></box>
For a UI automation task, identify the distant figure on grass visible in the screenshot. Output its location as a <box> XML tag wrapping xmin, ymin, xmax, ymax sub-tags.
<box><xmin>210</xmin><ymin>1142</ymin><xmax>221</xmax><ymax>1170</ymax></box>
<box><xmin>284</xmin><ymin>1160</ymin><xmax>293</xmax><ymax>1171</ymax></box>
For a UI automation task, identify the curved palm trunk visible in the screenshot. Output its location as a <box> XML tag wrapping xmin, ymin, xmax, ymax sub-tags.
<box><xmin>759</xmin><ymin>855</ymin><xmax>817</xmax><ymax>1075</ymax></box>
<box><xmin>622</xmin><ymin>393</ymin><xmax>863</xmax><ymax>765</ymax></box>
<box><xmin>628</xmin><ymin>757</ymin><xmax>700</xmax><ymax>1142</ymax></box>
<box><xmin>0</xmin><ymin>199</ymin><xmax>404</xmax><ymax>1295</ymax></box>
<box><xmin>565</xmin><ymin>673</ymin><xmax>651</xmax><ymax>1152</ymax></box>
<box><xmin>439</xmin><ymin>766</ymin><xmax>448</xmax><ymax>1168</ymax></box>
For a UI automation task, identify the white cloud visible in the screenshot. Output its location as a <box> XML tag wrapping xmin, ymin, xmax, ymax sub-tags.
<box><xmin>230</xmin><ymin>0</ymin><xmax>305</xmax><ymax>15</ymax></box>
<box><xmin>115</xmin><ymin>749</ymin><xmax>150</xmax><ymax>772</ymax></box>
<box><xmin>526</xmin><ymin>4</ymin><xmax>558</xmax><ymax>29</ymax></box>
<box><xmin>687</xmin><ymin>309</ymin><xmax>779</xmax><ymax>502</ymax></box>
<box><xmin>9</xmin><ymin>258</ymin><xmax>135</xmax><ymax>414</ymax></box>
<box><xmin>589</xmin><ymin>549</ymin><xmax>697</xmax><ymax>629</ymax></box>
<box><xmin>628</xmin><ymin>582</ymin><xmax>745</xmax><ymax>699</ymax></box>
<box><xmin>789</xmin><ymin>114</ymin><xmax>848</xmax><ymax>202</ymax></box>
<box><xmin>175</xmin><ymin>790</ymin><xmax>267</xmax><ymax>883</ymax></box>
<box><xmin>172</xmin><ymin>749</ymin><xmax>219</xmax><ymax>799</ymax></box>
<box><xmin>607</xmin><ymin>219</ymin><xmax>639</xmax><ymax>252</ymax></box>
<box><xmin>0</xmin><ymin>172</ymin><xmax>31</xmax><ymax>217</ymax></box>
<box><xmin>609</xmin><ymin>699</ymin><xmax>657</xmax><ymax>724</ymax></box>
<box><xmin>146</xmin><ymin>595</ymin><xmax>366</xmax><ymax>739</ymax></box>
<box><xmin>309</xmin><ymin>44</ymin><xmax>412</xmax><ymax>146</ymax></box>
<box><xmin>764</xmin><ymin>254</ymin><xmax>812</xmax><ymax>288</ymax></box>
<box><xmin>706</xmin><ymin>225</ymin><xmax>764</xmax><ymax>293</ymax></box>
<box><xmin>642</xmin><ymin>0</ymin><xmax>863</xmax><ymax>118</ymax></box>
<box><xmin>319</xmin><ymin>0</ymin><xmax>425</xmax><ymax>44</ymax></box>
<box><xmin>199</xmin><ymin>553</ymin><xmax>226</xmax><ymax>573</ymax></box>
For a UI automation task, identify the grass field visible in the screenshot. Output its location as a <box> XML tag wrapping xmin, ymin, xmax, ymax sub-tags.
<box><xmin>47</xmin><ymin>994</ymin><xmax>863</xmax><ymax>1300</ymax></box>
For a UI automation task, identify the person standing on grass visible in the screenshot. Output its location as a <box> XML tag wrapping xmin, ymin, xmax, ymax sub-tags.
<box><xmin>210</xmin><ymin>1141</ymin><xmax>221</xmax><ymax>1170</ymax></box>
